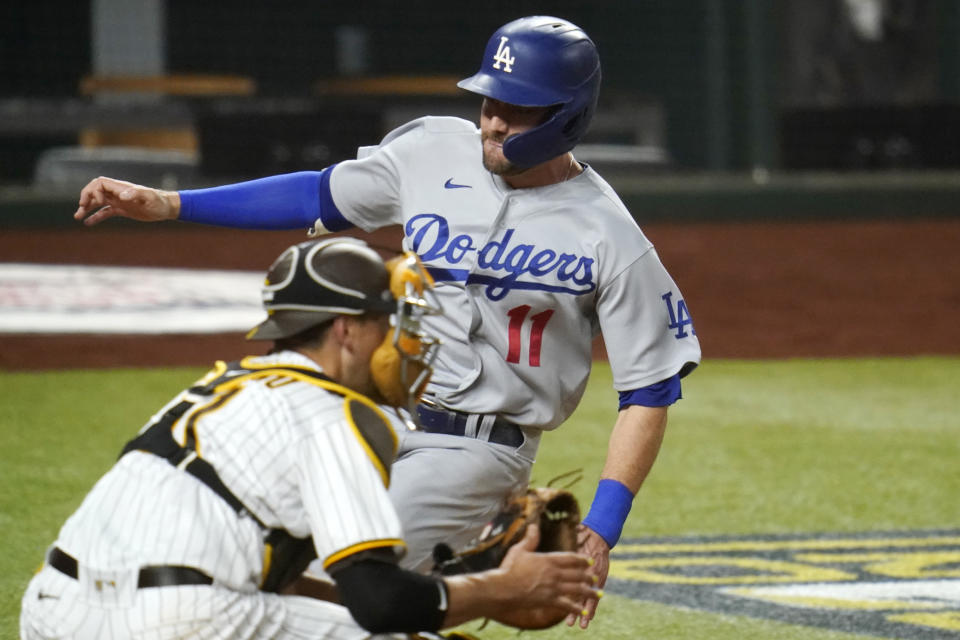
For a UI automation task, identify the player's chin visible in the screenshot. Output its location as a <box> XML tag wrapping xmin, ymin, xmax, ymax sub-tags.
<box><xmin>482</xmin><ymin>148</ymin><xmax>519</xmax><ymax>176</ymax></box>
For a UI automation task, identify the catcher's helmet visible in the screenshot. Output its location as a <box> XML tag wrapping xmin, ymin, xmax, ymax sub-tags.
<box><xmin>247</xmin><ymin>238</ymin><xmax>394</xmax><ymax>341</ymax></box>
<box><xmin>248</xmin><ymin>238</ymin><xmax>442</xmax><ymax>410</ymax></box>
<box><xmin>458</xmin><ymin>16</ymin><xmax>601</xmax><ymax>168</ymax></box>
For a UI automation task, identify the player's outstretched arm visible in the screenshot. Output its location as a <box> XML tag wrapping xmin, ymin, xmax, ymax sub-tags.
<box><xmin>75</xmin><ymin>172</ymin><xmax>331</xmax><ymax>231</ymax></box>
<box><xmin>442</xmin><ymin>524</ymin><xmax>599</xmax><ymax>629</ymax></box>
<box><xmin>74</xmin><ymin>177</ymin><xmax>180</xmax><ymax>226</ymax></box>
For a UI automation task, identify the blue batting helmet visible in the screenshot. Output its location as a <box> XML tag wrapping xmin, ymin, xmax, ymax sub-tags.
<box><xmin>458</xmin><ymin>16</ymin><xmax>601</xmax><ymax>168</ymax></box>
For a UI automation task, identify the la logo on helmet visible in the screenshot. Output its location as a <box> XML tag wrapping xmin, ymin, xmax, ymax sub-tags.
<box><xmin>492</xmin><ymin>36</ymin><xmax>515</xmax><ymax>72</ymax></box>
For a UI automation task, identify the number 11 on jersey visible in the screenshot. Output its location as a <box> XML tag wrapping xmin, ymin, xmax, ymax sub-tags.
<box><xmin>506</xmin><ymin>305</ymin><xmax>554</xmax><ymax>366</ymax></box>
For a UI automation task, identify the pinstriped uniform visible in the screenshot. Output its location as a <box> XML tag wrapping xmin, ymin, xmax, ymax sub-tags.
<box><xmin>21</xmin><ymin>351</ymin><xmax>403</xmax><ymax>640</ymax></box>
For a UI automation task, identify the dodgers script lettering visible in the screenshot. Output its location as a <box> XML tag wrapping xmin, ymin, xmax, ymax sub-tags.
<box><xmin>405</xmin><ymin>213</ymin><xmax>595</xmax><ymax>301</ymax></box>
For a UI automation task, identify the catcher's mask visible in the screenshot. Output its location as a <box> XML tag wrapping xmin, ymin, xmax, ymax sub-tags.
<box><xmin>247</xmin><ymin>238</ymin><xmax>441</xmax><ymax>408</ymax></box>
<box><xmin>372</xmin><ymin>251</ymin><xmax>441</xmax><ymax>410</ymax></box>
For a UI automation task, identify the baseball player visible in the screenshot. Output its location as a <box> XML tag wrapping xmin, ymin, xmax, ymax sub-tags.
<box><xmin>20</xmin><ymin>238</ymin><xmax>598</xmax><ymax>640</ymax></box>
<box><xmin>74</xmin><ymin>15</ymin><xmax>701</xmax><ymax>628</ymax></box>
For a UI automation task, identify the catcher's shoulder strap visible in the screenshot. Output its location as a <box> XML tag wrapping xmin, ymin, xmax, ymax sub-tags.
<box><xmin>118</xmin><ymin>360</ymin><xmax>275</xmax><ymax>528</ymax></box>
<box><xmin>121</xmin><ymin>358</ymin><xmax>396</xmax><ymax>491</ymax></box>
<box><xmin>119</xmin><ymin>360</ymin><xmax>338</xmax><ymax>523</ymax></box>
<box><xmin>191</xmin><ymin>358</ymin><xmax>397</xmax><ymax>481</ymax></box>
<box><xmin>340</xmin><ymin>396</ymin><xmax>396</xmax><ymax>485</ymax></box>
<box><xmin>118</xmin><ymin>358</ymin><xmax>394</xmax><ymax>591</ymax></box>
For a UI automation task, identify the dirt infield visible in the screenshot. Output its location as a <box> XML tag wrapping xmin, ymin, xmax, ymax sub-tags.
<box><xmin>2</xmin><ymin>218</ymin><xmax>959</xmax><ymax>370</ymax></box>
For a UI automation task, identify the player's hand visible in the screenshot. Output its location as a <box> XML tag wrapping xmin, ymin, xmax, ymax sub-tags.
<box><xmin>565</xmin><ymin>523</ymin><xmax>610</xmax><ymax>629</ymax></box>
<box><xmin>74</xmin><ymin>177</ymin><xmax>180</xmax><ymax>226</ymax></box>
<box><xmin>495</xmin><ymin>524</ymin><xmax>599</xmax><ymax>622</ymax></box>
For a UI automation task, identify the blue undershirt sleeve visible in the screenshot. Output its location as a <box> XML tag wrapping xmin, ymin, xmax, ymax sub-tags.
<box><xmin>618</xmin><ymin>373</ymin><xmax>682</xmax><ymax>409</ymax></box>
<box><xmin>178</xmin><ymin>168</ymin><xmax>353</xmax><ymax>231</ymax></box>
<box><xmin>316</xmin><ymin>164</ymin><xmax>352</xmax><ymax>232</ymax></box>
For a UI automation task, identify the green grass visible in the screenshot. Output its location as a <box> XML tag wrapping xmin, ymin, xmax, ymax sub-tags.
<box><xmin>458</xmin><ymin>596</ymin><xmax>882</xmax><ymax>640</ymax></box>
<box><xmin>3</xmin><ymin>357</ymin><xmax>958</xmax><ymax>639</ymax></box>
<box><xmin>0</xmin><ymin>367</ymin><xmax>203</xmax><ymax>638</ymax></box>
<box><xmin>535</xmin><ymin>357</ymin><xmax>959</xmax><ymax>539</ymax></box>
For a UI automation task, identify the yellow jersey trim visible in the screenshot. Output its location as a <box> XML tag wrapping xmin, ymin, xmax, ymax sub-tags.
<box><xmin>261</xmin><ymin>542</ymin><xmax>275</xmax><ymax>588</ymax></box>
<box><xmin>323</xmin><ymin>538</ymin><xmax>406</xmax><ymax>570</ymax></box>
<box><xmin>343</xmin><ymin>398</ymin><xmax>389</xmax><ymax>486</ymax></box>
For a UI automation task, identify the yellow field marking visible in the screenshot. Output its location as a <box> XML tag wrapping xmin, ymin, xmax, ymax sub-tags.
<box><xmin>609</xmin><ymin>556</ymin><xmax>855</xmax><ymax>585</ymax></box>
<box><xmin>795</xmin><ymin>551</ymin><xmax>960</xmax><ymax>580</ymax></box>
<box><xmin>887</xmin><ymin>610</ymin><xmax>960</xmax><ymax>632</ymax></box>
<box><xmin>725</xmin><ymin>587</ymin><xmax>945</xmax><ymax>611</ymax></box>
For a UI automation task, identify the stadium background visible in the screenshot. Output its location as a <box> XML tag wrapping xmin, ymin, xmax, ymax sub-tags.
<box><xmin>2</xmin><ymin>0</ymin><xmax>959</xmax><ymax>367</ymax></box>
<box><xmin>2</xmin><ymin>2</ymin><xmax>959</xmax><ymax>638</ymax></box>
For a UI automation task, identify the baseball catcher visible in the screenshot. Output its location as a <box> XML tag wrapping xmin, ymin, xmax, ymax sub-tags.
<box><xmin>20</xmin><ymin>239</ymin><xmax>599</xmax><ymax>640</ymax></box>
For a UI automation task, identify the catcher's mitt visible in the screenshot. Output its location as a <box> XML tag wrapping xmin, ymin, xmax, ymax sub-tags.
<box><xmin>432</xmin><ymin>486</ymin><xmax>581</xmax><ymax>629</ymax></box>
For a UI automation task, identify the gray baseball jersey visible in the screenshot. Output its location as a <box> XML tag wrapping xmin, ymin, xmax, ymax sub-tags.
<box><xmin>319</xmin><ymin>116</ymin><xmax>701</xmax><ymax>433</ymax></box>
<box><xmin>21</xmin><ymin>351</ymin><xmax>403</xmax><ymax>640</ymax></box>
<box><xmin>305</xmin><ymin>117</ymin><xmax>700</xmax><ymax>572</ymax></box>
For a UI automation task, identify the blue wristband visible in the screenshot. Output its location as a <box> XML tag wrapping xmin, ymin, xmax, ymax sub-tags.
<box><xmin>179</xmin><ymin>170</ymin><xmax>333</xmax><ymax>230</ymax></box>
<box><xmin>581</xmin><ymin>479</ymin><xmax>634</xmax><ymax>548</ymax></box>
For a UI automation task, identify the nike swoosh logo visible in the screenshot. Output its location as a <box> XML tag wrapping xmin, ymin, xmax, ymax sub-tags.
<box><xmin>444</xmin><ymin>178</ymin><xmax>472</xmax><ymax>189</ymax></box>
<box><xmin>38</xmin><ymin>592</ymin><xmax>59</xmax><ymax>600</ymax></box>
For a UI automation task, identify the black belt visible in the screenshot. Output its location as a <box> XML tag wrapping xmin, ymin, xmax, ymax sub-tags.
<box><xmin>48</xmin><ymin>547</ymin><xmax>213</xmax><ymax>589</ymax></box>
<box><xmin>416</xmin><ymin>403</ymin><xmax>525</xmax><ymax>448</ymax></box>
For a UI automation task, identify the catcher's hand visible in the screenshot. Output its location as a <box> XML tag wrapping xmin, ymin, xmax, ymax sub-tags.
<box><xmin>432</xmin><ymin>486</ymin><xmax>583</xmax><ymax>630</ymax></box>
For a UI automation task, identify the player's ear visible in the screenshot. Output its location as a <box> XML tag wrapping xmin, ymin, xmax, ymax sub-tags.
<box><xmin>330</xmin><ymin>316</ymin><xmax>350</xmax><ymax>345</ymax></box>
<box><xmin>336</xmin><ymin>315</ymin><xmax>372</xmax><ymax>353</ymax></box>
